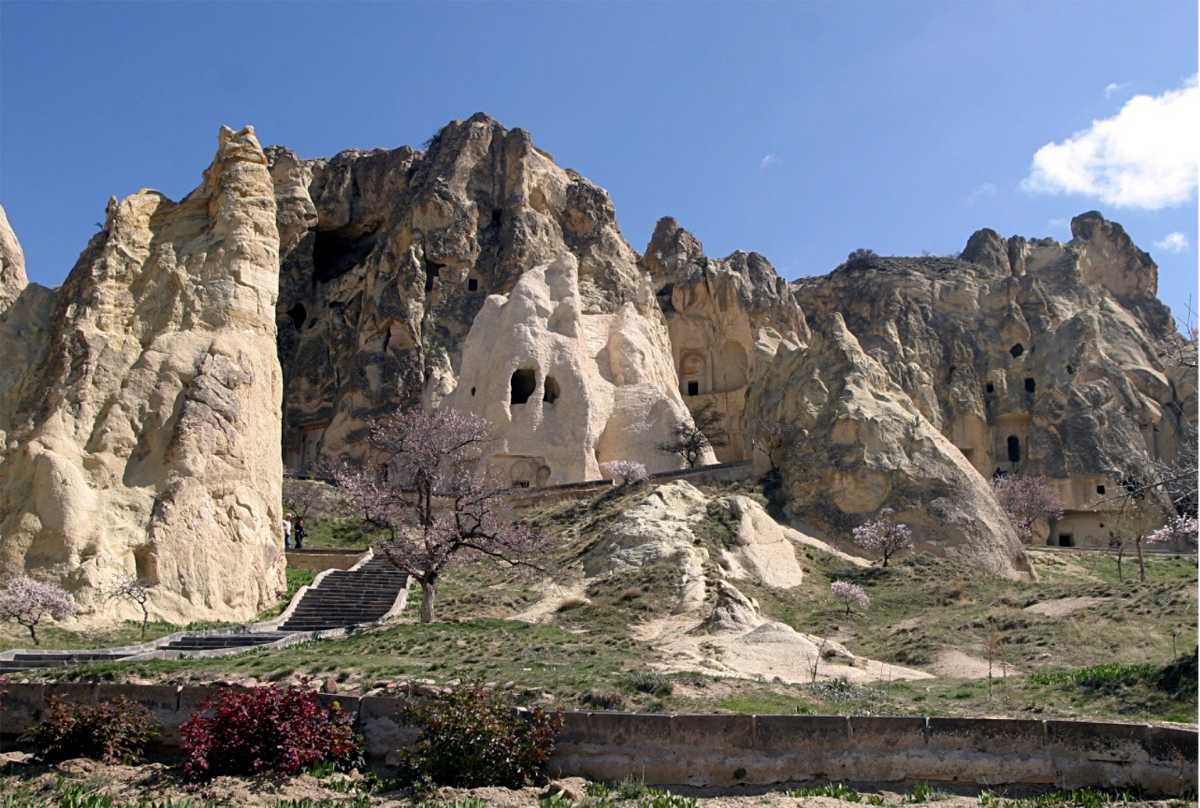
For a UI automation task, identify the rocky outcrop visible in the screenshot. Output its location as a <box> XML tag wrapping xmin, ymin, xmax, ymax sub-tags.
<box><xmin>789</xmin><ymin>212</ymin><xmax>1194</xmax><ymax>549</ymax></box>
<box><xmin>642</xmin><ymin>217</ymin><xmax>808</xmax><ymax>461</ymax></box>
<box><xmin>267</xmin><ymin>113</ymin><xmax>653</xmax><ymax>471</ymax></box>
<box><xmin>0</xmin><ymin>126</ymin><xmax>285</xmax><ymax>623</ymax></box>
<box><xmin>746</xmin><ymin>314</ymin><xmax>1032</xmax><ymax>578</ymax></box>
<box><xmin>449</xmin><ymin>253</ymin><xmax>710</xmax><ymax>484</ymax></box>
<box><xmin>0</xmin><ymin>205</ymin><xmax>26</xmax><ymax>313</ymax></box>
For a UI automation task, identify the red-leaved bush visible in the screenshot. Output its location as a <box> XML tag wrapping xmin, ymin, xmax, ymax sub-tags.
<box><xmin>179</xmin><ymin>686</ymin><xmax>362</xmax><ymax>780</ymax></box>
<box><xmin>24</xmin><ymin>695</ymin><xmax>159</xmax><ymax>764</ymax></box>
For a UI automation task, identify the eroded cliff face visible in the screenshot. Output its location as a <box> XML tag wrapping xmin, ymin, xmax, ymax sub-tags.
<box><xmin>267</xmin><ymin>113</ymin><xmax>654</xmax><ymax>470</ymax></box>
<box><xmin>641</xmin><ymin>217</ymin><xmax>808</xmax><ymax>462</ymax></box>
<box><xmin>786</xmin><ymin>212</ymin><xmax>1194</xmax><ymax>548</ymax></box>
<box><xmin>0</xmin><ymin>205</ymin><xmax>27</xmax><ymax>312</ymax></box>
<box><xmin>0</xmin><ymin>127</ymin><xmax>285</xmax><ymax>623</ymax></box>
<box><xmin>449</xmin><ymin>253</ymin><xmax>710</xmax><ymax>484</ymax></box>
<box><xmin>745</xmin><ymin>314</ymin><xmax>1032</xmax><ymax>578</ymax></box>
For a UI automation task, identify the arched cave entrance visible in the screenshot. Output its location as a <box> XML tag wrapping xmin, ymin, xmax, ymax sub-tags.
<box><xmin>543</xmin><ymin>376</ymin><xmax>560</xmax><ymax>404</ymax></box>
<box><xmin>1007</xmin><ymin>435</ymin><xmax>1021</xmax><ymax>463</ymax></box>
<box><xmin>510</xmin><ymin>369</ymin><xmax>537</xmax><ymax>405</ymax></box>
<box><xmin>1010</xmin><ymin>343</ymin><xmax>1025</xmax><ymax>358</ymax></box>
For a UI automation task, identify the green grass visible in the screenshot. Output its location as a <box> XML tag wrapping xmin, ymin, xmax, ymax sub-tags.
<box><xmin>256</xmin><ymin>568</ymin><xmax>318</xmax><ymax>619</ymax></box>
<box><xmin>299</xmin><ymin>516</ymin><xmax>387</xmax><ymax>550</ymax></box>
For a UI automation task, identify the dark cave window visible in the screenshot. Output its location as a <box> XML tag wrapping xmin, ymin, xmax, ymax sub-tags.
<box><xmin>1096</xmin><ymin>484</ymin><xmax>1106</xmax><ymax>495</ymax></box>
<box><xmin>1010</xmin><ymin>343</ymin><xmax>1025</xmax><ymax>358</ymax></box>
<box><xmin>470</xmin><ymin>386</ymin><xmax>476</xmax><ymax>397</ymax></box>
<box><xmin>1024</xmin><ymin>378</ymin><xmax>1036</xmax><ymax>393</ymax></box>
<box><xmin>687</xmin><ymin>381</ymin><xmax>700</xmax><ymax>397</ymax></box>
<box><xmin>512</xmin><ymin>480</ymin><xmax>531</xmax><ymax>488</ymax></box>
<box><xmin>1006</xmin><ymin>435</ymin><xmax>1021</xmax><ymax>463</ymax></box>
<box><xmin>985</xmin><ymin>382</ymin><xmax>995</xmax><ymax>394</ymax></box>
<box><xmin>947</xmin><ymin>365</ymin><xmax>957</xmax><ymax>381</ymax></box>
<box><xmin>1067</xmin><ymin>364</ymin><xmax>1076</xmax><ymax>375</ymax></box>
<box><xmin>490</xmin><ymin>209</ymin><xmax>502</xmax><ymax>229</ymax></box>
<box><xmin>510</xmin><ymin>369</ymin><xmax>537</xmax><ymax>405</ymax></box>
<box><xmin>312</xmin><ymin>226</ymin><xmax>378</xmax><ymax>284</ymax></box>
<box><xmin>1058</xmin><ymin>533</ymin><xmax>1074</xmax><ymax>548</ymax></box>
<box><xmin>286</xmin><ymin>303</ymin><xmax>307</xmax><ymax>330</ymax></box>
<box><xmin>543</xmin><ymin>376</ymin><xmax>560</xmax><ymax>404</ymax></box>
<box><xmin>424</xmin><ymin>260</ymin><xmax>443</xmax><ymax>292</ymax></box>
<box><xmin>467</xmin><ymin>277</ymin><xmax>479</xmax><ymax>292</ymax></box>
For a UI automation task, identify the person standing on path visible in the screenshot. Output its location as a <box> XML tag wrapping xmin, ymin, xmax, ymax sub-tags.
<box><xmin>282</xmin><ymin>513</ymin><xmax>293</xmax><ymax>550</ymax></box>
<box><xmin>294</xmin><ymin>516</ymin><xmax>306</xmax><ymax>551</ymax></box>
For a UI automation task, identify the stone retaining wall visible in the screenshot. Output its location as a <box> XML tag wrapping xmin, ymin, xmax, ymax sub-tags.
<box><xmin>0</xmin><ymin>683</ymin><xmax>1194</xmax><ymax>795</ymax></box>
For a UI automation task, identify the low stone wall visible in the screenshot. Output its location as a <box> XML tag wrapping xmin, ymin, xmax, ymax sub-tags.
<box><xmin>286</xmin><ymin>550</ymin><xmax>363</xmax><ymax>572</ymax></box>
<box><xmin>0</xmin><ymin>683</ymin><xmax>1194</xmax><ymax>795</ymax></box>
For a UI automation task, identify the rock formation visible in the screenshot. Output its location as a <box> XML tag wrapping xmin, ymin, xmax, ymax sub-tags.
<box><xmin>641</xmin><ymin>217</ymin><xmax>808</xmax><ymax>461</ymax></box>
<box><xmin>0</xmin><ymin>127</ymin><xmax>285</xmax><ymax>623</ymax></box>
<box><xmin>788</xmin><ymin>212</ymin><xmax>1195</xmax><ymax>549</ymax></box>
<box><xmin>449</xmin><ymin>253</ymin><xmax>709</xmax><ymax>484</ymax></box>
<box><xmin>266</xmin><ymin>113</ymin><xmax>660</xmax><ymax>471</ymax></box>
<box><xmin>0</xmin><ymin>205</ymin><xmax>27</xmax><ymax>313</ymax></box>
<box><xmin>746</xmin><ymin>314</ymin><xmax>1033</xmax><ymax>578</ymax></box>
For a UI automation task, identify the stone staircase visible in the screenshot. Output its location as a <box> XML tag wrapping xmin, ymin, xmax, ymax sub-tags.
<box><xmin>278</xmin><ymin>555</ymin><xmax>407</xmax><ymax>632</ymax></box>
<box><xmin>0</xmin><ymin>552</ymin><xmax>407</xmax><ymax>672</ymax></box>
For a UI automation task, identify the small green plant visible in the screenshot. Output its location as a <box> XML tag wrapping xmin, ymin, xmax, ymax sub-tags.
<box><xmin>540</xmin><ymin>794</ymin><xmax>575</xmax><ymax>808</ymax></box>
<box><xmin>415</xmin><ymin>799</ymin><xmax>489</xmax><ymax>808</ymax></box>
<box><xmin>906</xmin><ymin>782</ymin><xmax>941</xmax><ymax>803</ymax></box>
<box><xmin>624</xmin><ymin>670</ymin><xmax>673</xmax><ymax>696</ymax></box>
<box><xmin>617</xmin><ymin>779</ymin><xmax>651</xmax><ymax>799</ymax></box>
<box><xmin>24</xmin><ymin>696</ymin><xmax>159</xmax><ymax>764</ymax></box>
<box><xmin>788</xmin><ymin>783</ymin><xmax>863</xmax><ymax>802</ymax></box>
<box><xmin>640</xmin><ymin>792</ymin><xmax>698</xmax><ymax>808</ymax></box>
<box><xmin>978</xmin><ymin>788</ymin><xmax>1137</xmax><ymax>808</ymax></box>
<box><xmin>586</xmin><ymin>781</ymin><xmax>613</xmax><ymax>797</ymax></box>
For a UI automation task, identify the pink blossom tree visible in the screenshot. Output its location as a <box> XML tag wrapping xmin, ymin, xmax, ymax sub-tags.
<box><xmin>599</xmin><ymin>460</ymin><xmax>649</xmax><ymax>487</ymax></box>
<box><xmin>0</xmin><ymin>575</ymin><xmax>78</xmax><ymax>646</ymax></box>
<box><xmin>331</xmin><ymin>407</ymin><xmax>546</xmax><ymax>624</ymax></box>
<box><xmin>851</xmin><ymin>509</ymin><xmax>913</xmax><ymax>567</ymax></box>
<box><xmin>991</xmin><ymin>474</ymin><xmax>1064</xmax><ymax>543</ymax></box>
<box><xmin>1135</xmin><ymin>514</ymin><xmax>1199</xmax><ymax>581</ymax></box>
<box><xmin>830</xmin><ymin>581</ymin><xmax>870</xmax><ymax>615</ymax></box>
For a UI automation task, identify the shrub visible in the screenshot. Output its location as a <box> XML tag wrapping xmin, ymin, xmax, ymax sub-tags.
<box><xmin>599</xmin><ymin>460</ymin><xmax>649</xmax><ymax>486</ymax></box>
<box><xmin>179</xmin><ymin>686</ymin><xmax>362</xmax><ymax>780</ymax></box>
<box><xmin>580</xmin><ymin>690</ymin><xmax>626</xmax><ymax>710</ymax></box>
<box><xmin>398</xmin><ymin>687</ymin><xmax>563</xmax><ymax>788</ymax></box>
<box><xmin>24</xmin><ymin>695</ymin><xmax>159</xmax><ymax>764</ymax></box>
<box><xmin>624</xmin><ymin>670</ymin><xmax>673</xmax><ymax>696</ymax></box>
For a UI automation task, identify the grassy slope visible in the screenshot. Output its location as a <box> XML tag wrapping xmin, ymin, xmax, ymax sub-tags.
<box><xmin>25</xmin><ymin>482</ymin><xmax>1199</xmax><ymax>723</ymax></box>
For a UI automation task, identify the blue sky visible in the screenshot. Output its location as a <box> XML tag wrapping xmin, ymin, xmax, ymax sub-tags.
<box><xmin>2</xmin><ymin>1</ymin><xmax>1196</xmax><ymax>323</ymax></box>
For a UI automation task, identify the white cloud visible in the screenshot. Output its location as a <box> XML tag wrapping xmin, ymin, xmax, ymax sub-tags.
<box><xmin>966</xmin><ymin>182</ymin><xmax>997</xmax><ymax>207</ymax></box>
<box><xmin>1104</xmin><ymin>81</ymin><xmax>1132</xmax><ymax>98</ymax></box>
<box><xmin>1154</xmin><ymin>232</ymin><xmax>1189</xmax><ymax>253</ymax></box>
<box><xmin>759</xmin><ymin>153</ymin><xmax>778</xmax><ymax>170</ymax></box>
<box><xmin>1021</xmin><ymin>76</ymin><xmax>1199</xmax><ymax>209</ymax></box>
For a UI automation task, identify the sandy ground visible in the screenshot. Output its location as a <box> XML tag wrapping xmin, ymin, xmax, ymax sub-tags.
<box><xmin>632</xmin><ymin>614</ymin><xmax>931</xmax><ymax>685</ymax></box>
<box><xmin>1022</xmin><ymin>595</ymin><xmax>1109</xmax><ymax>618</ymax></box>
<box><xmin>930</xmin><ymin>649</ymin><xmax>1021</xmax><ymax>680</ymax></box>
<box><xmin>515</xmin><ymin>578</ymin><xmax>590</xmax><ymax>623</ymax></box>
<box><xmin>10</xmin><ymin>758</ymin><xmax>1177</xmax><ymax>807</ymax></box>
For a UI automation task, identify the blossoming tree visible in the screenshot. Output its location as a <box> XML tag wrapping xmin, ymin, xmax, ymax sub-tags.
<box><xmin>830</xmin><ymin>581</ymin><xmax>870</xmax><ymax>615</ymax></box>
<box><xmin>992</xmin><ymin>474</ymin><xmax>1064</xmax><ymax>543</ymax></box>
<box><xmin>331</xmin><ymin>407</ymin><xmax>546</xmax><ymax>623</ymax></box>
<box><xmin>0</xmin><ymin>575</ymin><xmax>78</xmax><ymax>646</ymax></box>
<box><xmin>1136</xmin><ymin>514</ymin><xmax>1199</xmax><ymax>581</ymax></box>
<box><xmin>851</xmin><ymin>509</ymin><xmax>913</xmax><ymax>567</ymax></box>
<box><xmin>599</xmin><ymin>460</ymin><xmax>649</xmax><ymax>486</ymax></box>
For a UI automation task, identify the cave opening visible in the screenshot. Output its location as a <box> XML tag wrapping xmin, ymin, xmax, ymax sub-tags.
<box><xmin>1007</xmin><ymin>435</ymin><xmax>1021</xmax><ymax>463</ymax></box>
<box><xmin>312</xmin><ymin>227</ymin><xmax>377</xmax><ymax>284</ymax></box>
<box><xmin>1010</xmin><ymin>343</ymin><xmax>1025</xmax><ymax>358</ymax></box>
<box><xmin>424</xmin><ymin>259</ymin><xmax>444</xmax><ymax>292</ymax></box>
<box><xmin>467</xmin><ymin>277</ymin><xmax>479</xmax><ymax>292</ymax></box>
<box><xmin>510</xmin><ymin>369</ymin><xmax>537</xmax><ymax>405</ymax></box>
<box><xmin>543</xmin><ymin>376</ymin><xmax>560</xmax><ymax>404</ymax></box>
<box><xmin>286</xmin><ymin>303</ymin><xmax>307</xmax><ymax>330</ymax></box>
<box><xmin>1024</xmin><ymin>378</ymin><xmax>1036</xmax><ymax>393</ymax></box>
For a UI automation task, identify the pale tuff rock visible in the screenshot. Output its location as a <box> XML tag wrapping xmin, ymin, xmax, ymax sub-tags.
<box><xmin>581</xmin><ymin>481</ymin><xmax>711</xmax><ymax>613</ymax></box>
<box><xmin>790</xmin><ymin>210</ymin><xmax>1193</xmax><ymax>548</ymax></box>
<box><xmin>0</xmin><ymin>126</ymin><xmax>285</xmax><ymax>624</ymax></box>
<box><xmin>706</xmin><ymin>495</ymin><xmax>806</xmax><ymax>588</ymax></box>
<box><xmin>267</xmin><ymin>113</ymin><xmax>652</xmax><ymax>470</ymax></box>
<box><xmin>0</xmin><ymin>205</ymin><xmax>26</xmax><ymax>313</ymax></box>
<box><xmin>694</xmin><ymin>579</ymin><xmax>762</xmax><ymax>634</ymax></box>
<box><xmin>450</xmin><ymin>254</ymin><xmax>712</xmax><ymax>484</ymax></box>
<box><xmin>746</xmin><ymin>314</ymin><xmax>1032</xmax><ymax>579</ymax></box>
<box><xmin>642</xmin><ymin>217</ymin><xmax>807</xmax><ymax>461</ymax></box>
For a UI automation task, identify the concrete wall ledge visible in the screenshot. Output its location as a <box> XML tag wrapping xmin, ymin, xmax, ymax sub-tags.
<box><xmin>0</xmin><ymin>684</ymin><xmax>1194</xmax><ymax>796</ymax></box>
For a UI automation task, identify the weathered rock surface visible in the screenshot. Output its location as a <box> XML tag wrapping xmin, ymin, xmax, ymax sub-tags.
<box><xmin>450</xmin><ymin>253</ymin><xmax>709</xmax><ymax>484</ymax></box>
<box><xmin>642</xmin><ymin>217</ymin><xmax>807</xmax><ymax>461</ymax></box>
<box><xmin>0</xmin><ymin>127</ymin><xmax>285</xmax><ymax>623</ymax></box>
<box><xmin>267</xmin><ymin>113</ymin><xmax>654</xmax><ymax>470</ymax></box>
<box><xmin>789</xmin><ymin>211</ymin><xmax>1194</xmax><ymax>548</ymax></box>
<box><xmin>746</xmin><ymin>314</ymin><xmax>1033</xmax><ymax>578</ymax></box>
<box><xmin>0</xmin><ymin>205</ymin><xmax>26</xmax><ymax>313</ymax></box>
